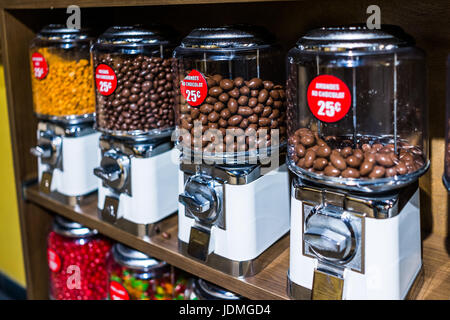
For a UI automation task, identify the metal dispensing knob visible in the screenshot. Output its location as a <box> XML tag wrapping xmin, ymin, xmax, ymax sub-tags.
<box><xmin>304</xmin><ymin>227</ymin><xmax>352</xmax><ymax>260</ymax></box>
<box><xmin>179</xmin><ymin>193</ymin><xmax>211</xmax><ymax>214</ymax></box>
<box><xmin>30</xmin><ymin>144</ymin><xmax>53</xmax><ymax>158</ymax></box>
<box><xmin>93</xmin><ymin>151</ymin><xmax>130</xmax><ymax>192</ymax></box>
<box><xmin>179</xmin><ymin>174</ymin><xmax>223</xmax><ymax>225</ymax></box>
<box><xmin>93</xmin><ymin>164</ymin><xmax>121</xmax><ymax>183</ymax></box>
<box><xmin>304</xmin><ymin>206</ymin><xmax>356</xmax><ymax>262</ymax></box>
<box><xmin>180</xmin><ymin>174</ymin><xmax>224</xmax><ymax>262</ymax></box>
<box><xmin>30</xmin><ymin>130</ymin><xmax>62</xmax><ymax>168</ymax></box>
<box><xmin>30</xmin><ymin>130</ymin><xmax>62</xmax><ymax>193</ymax></box>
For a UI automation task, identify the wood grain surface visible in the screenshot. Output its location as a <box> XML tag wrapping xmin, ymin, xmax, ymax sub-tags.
<box><xmin>0</xmin><ymin>0</ymin><xmax>298</xmax><ymax>9</ymax></box>
<box><xmin>25</xmin><ymin>185</ymin><xmax>290</xmax><ymax>300</ymax></box>
<box><xmin>25</xmin><ymin>185</ymin><xmax>450</xmax><ymax>300</ymax></box>
<box><xmin>1</xmin><ymin>0</ymin><xmax>449</xmax><ymax>300</ymax></box>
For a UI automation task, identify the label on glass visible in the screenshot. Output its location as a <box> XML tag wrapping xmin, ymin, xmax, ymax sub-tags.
<box><xmin>31</xmin><ymin>52</ymin><xmax>48</xmax><ymax>80</ymax></box>
<box><xmin>180</xmin><ymin>69</ymin><xmax>208</xmax><ymax>106</ymax></box>
<box><xmin>109</xmin><ymin>281</ymin><xmax>130</xmax><ymax>300</ymax></box>
<box><xmin>307</xmin><ymin>75</ymin><xmax>351</xmax><ymax>123</ymax></box>
<box><xmin>95</xmin><ymin>64</ymin><xmax>117</xmax><ymax>96</ymax></box>
<box><xmin>47</xmin><ymin>249</ymin><xmax>61</xmax><ymax>273</ymax></box>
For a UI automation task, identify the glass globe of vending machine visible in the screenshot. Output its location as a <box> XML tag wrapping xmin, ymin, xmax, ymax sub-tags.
<box><xmin>91</xmin><ymin>26</ymin><xmax>179</xmax><ymax>238</ymax></box>
<box><xmin>29</xmin><ymin>25</ymin><xmax>100</xmax><ymax>204</ymax></box>
<box><xmin>173</xmin><ymin>26</ymin><xmax>290</xmax><ymax>277</ymax></box>
<box><xmin>286</xmin><ymin>25</ymin><xmax>429</xmax><ymax>300</ymax></box>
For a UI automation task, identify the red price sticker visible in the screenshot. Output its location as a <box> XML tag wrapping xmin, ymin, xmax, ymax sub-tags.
<box><xmin>47</xmin><ymin>249</ymin><xmax>61</xmax><ymax>273</ymax></box>
<box><xmin>307</xmin><ymin>75</ymin><xmax>351</xmax><ymax>123</ymax></box>
<box><xmin>180</xmin><ymin>70</ymin><xmax>208</xmax><ymax>106</ymax></box>
<box><xmin>95</xmin><ymin>64</ymin><xmax>117</xmax><ymax>96</ymax></box>
<box><xmin>31</xmin><ymin>52</ymin><xmax>48</xmax><ymax>80</ymax></box>
<box><xmin>109</xmin><ymin>281</ymin><xmax>130</xmax><ymax>300</ymax></box>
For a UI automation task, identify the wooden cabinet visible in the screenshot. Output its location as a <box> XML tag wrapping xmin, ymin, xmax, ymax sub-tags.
<box><xmin>0</xmin><ymin>0</ymin><xmax>448</xmax><ymax>300</ymax></box>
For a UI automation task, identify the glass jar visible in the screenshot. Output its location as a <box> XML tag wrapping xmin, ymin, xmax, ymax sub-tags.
<box><xmin>188</xmin><ymin>279</ymin><xmax>242</xmax><ymax>300</ymax></box>
<box><xmin>47</xmin><ymin>216</ymin><xmax>112</xmax><ymax>300</ymax></box>
<box><xmin>30</xmin><ymin>24</ymin><xmax>95</xmax><ymax>119</ymax></box>
<box><xmin>91</xmin><ymin>25</ymin><xmax>176</xmax><ymax>138</ymax></box>
<box><xmin>173</xmin><ymin>26</ymin><xmax>287</xmax><ymax>163</ymax></box>
<box><xmin>445</xmin><ymin>55</ymin><xmax>450</xmax><ymax>191</ymax></box>
<box><xmin>172</xmin><ymin>269</ymin><xmax>193</xmax><ymax>300</ymax></box>
<box><xmin>107</xmin><ymin>243</ymin><xmax>173</xmax><ymax>300</ymax></box>
<box><xmin>286</xmin><ymin>25</ymin><xmax>428</xmax><ymax>191</ymax></box>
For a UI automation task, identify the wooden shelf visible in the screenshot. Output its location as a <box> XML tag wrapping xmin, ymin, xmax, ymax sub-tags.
<box><xmin>1</xmin><ymin>0</ymin><xmax>448</xmax><ymax>300</ymax></box>
<box><xmin>24</xmin><ymin>183</ymin><xmax>450</xmax><ymax>300</ymax></box>
<box><xmin>0</xmin><ymin>0</ymin><xmax>292</xmax><ymax>9</ymax></box>
<box><xmin>24</xmin><ymin>184</ymin><xmax>290</xmax><ymax>300</ymax></box>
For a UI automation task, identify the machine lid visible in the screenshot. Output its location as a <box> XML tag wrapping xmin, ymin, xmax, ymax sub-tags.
<box><xmin>194</xmin><ymin>279</ymin><xmax>241</xmax><ymax>300</ymax></box>
<box><xmin>96</xmin><ymin>25</ymin><xmax>171</xmax><ymax>45</ymax></box>
<box><xmin>179</xmin><ymin>25</ymin><xmax>275</xmax><ymax>50</ymax></box>
<box><xmin>296</xmin><ymin>25</ymin><xmax>415</xmax><ymax>52</ymax></box>
<box><xmin>37</xmin><ymin>24</ymin><xmax>92</xmax><ymax>41</ymax></box>
<box><xmin>52</xmin><ymin>216</ymin><xmax>97</xmax><ymax>238</ymax></box>
<box><xmin>112</xmin><ymin>243</ymin><xmax>167</xmax><ymax>270</ymax></box>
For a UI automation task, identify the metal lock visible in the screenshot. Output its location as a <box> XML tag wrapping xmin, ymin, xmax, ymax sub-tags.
<box><xmin>179</xmin><ymin>174</ymin><xmax>224</xmax><ymax>261</ymax></box>
<box><xmin>94</xmin><ymin>150</ymin><xmax>131</xmax><ymax>195</ymax></box>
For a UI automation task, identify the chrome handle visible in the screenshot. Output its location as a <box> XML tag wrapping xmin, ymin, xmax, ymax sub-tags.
<box><xmin>304</xmin><ymin>227</ymin><xmax>350</xmax><ymax>259</ymax></box>
<box><xmin>179</xmin><ymin>193</ymin><xmax>211</xmax><ymax>213</ymax></box>
<box><xmin>93</xmin><ymin>165</ymin><xmax>121</xmax><ymax>182</ymax></box>
<box><xmin>30</xmin><ymin>145</ymin><xmax>52</xmax><ymax>158</ymax></box>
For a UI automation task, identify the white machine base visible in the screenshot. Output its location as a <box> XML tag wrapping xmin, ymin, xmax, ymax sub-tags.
<box><xmin>178</xmin><ymin>235</ymin><xmax>289</xmax><ymax>277</ymax></box>
<box><xmin>38</xmin><ymin>132</ymin><xmax>101</xmax><ymax>198</ymax></box>
<box><xmin>98</xmin><ymin>148</ymin><xmax>179</xmax><ymax>236</ymax></box>
<box><xmin>178</xmin><ymin>164</ymin><xmax>290</xmax><ymax>275</ymax></box>
<box><xmin>286</xmin><ymin>267</ymin><xmax>424</xmax><ymax>300</ymax></box>
<box><xmin>288</xmin><ymin>187</ymin><xmax>422</xmax><ymax>300</ymax></box>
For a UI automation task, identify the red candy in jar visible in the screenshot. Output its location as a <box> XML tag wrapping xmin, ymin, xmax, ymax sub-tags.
<box><xmin>47</xmin><ymin>216</ymin><xmax>112</xmax><ymax>300</ymax></box>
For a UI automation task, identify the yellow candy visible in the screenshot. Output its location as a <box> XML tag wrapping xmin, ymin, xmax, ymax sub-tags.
<box><xmin>31</xmin><ymin>47</ymin><xmax>95</xmax><ymax>117</ymax></box>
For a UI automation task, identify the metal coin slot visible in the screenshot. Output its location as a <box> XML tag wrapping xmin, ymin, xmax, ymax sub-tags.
<box><xmin>304</xmin><ymin>205</ymin><xmax>358</xmax><ymax>264</ymax></box>
<box><xmin>94</xmin><ymin>150</ymin><xmax>131</xmax><ymax>196</ymax></box>
<box><xmin>179</xmin><ymin>174</ymin><xmax>224</xmax><ymax>228</ymax></box>
<box><xmin>180</xmin><ymin>173</ymin><xmax>225</xmax><ymax>262</ymax></box>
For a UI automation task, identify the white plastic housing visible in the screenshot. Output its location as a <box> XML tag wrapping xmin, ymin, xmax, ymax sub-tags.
<box><xmin>178</xmin><ymin>164</ymin><xmax>290</xmax><ymax>262</ymax></box>
<box><xmin>98</xmin><ymin>148</ymin><xmax>179</xmax><ymax>225</ymax></box>
<box><xmin>38</xmin><ymin>132</ymin><xmax>101</xmax><ymax>196</ymax></box>
<box><xmin>289</xmin><ymin>187</ymin><xmax>422</xmax><ymax>300</ymax></box>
